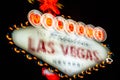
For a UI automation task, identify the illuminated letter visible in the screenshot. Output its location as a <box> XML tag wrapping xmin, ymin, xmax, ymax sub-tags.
<box><xmin>41</xmin><ymin>13</ymin><xmax>55</xmax><ymax>29</ymax></box>
<box><xmin>93</xmin><ymin>27</ymin><xmax>107</xmax><ymax>42</ymax></box>
<box><xmin>60</xmin><ymin>44</ymin><xmax>69</xmax><ymax>55</ymax></box>
<box><xmin>37</xmin><ymin>40</ymin><xmax>46</xmax><ymax>53</ymax></box>
<box><xmin>93</xmin><ymin>51</ymin><xmax>100</xmax><ymax>61</ymax></box>
<box><xmin>28</xmin><ymin>10</ymin><xmax>42</xmax><ymax>27</ymax></box>
<box><xmin>86</xmin><ymin>49</ymin><xmax>93</xmax><ymax>60</ymax></box>
<box><xmin>28</xmin><ymin>37</ymin><xmax>35</xmax><ymax>52</ymax></box>
<box><xmin>47</xmin><ymin>42</ymin><xmax>55</xmax><ymax>54</ymax></box>
<box><xmin>54</xmin><ymin>16</ymin><xmax>66</xmax><ymax>32</ymax></box>
<box><xmin>70</xmin><ymin>46</ymin><xmax>77</xmax><ymax>57</ymax></box>
<box><xmin>65</xmin><ymin>19</ymin><xmax>76</xmax><ymax>34</ymax></box>
<box><xmin>85</xmin><ymin>24</ymin><xmax>94</xmax><ymax>39</ymax></box>
<box><xmin>76</xmin><ymin>22</ymin><xmax>85</xmax><ymax>36</ymax></box>
<box><xmin>77</xmin><ymin>48</ymin><xmax>85</xmax><ymax>58</ymax></box>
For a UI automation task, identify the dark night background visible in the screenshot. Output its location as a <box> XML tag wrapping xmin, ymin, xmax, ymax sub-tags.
<box><xmin>0</xmin><ymin>0</ymin><xmax>119</xmax><ymax>80</ymax></box>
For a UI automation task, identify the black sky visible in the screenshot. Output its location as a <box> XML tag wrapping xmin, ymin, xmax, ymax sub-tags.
<box><xmin>0</xmin><ymin>0</ymin><xmax>119</xmax><ymax>80</ymax></box>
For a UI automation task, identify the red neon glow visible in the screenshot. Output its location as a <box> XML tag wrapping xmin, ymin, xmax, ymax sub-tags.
<box><xmin>42</xmin><ymin>68</ymin><xmax>60</xmax><ymax>80</ymax></box>
<box><xmin>93</xmin><ymin>27</ymin><xmax>107</xmax><ymax>42</ymax></box>
<box><xmin>76</xmin><ymin>25</ymin><xmax>85</xmax><ymax>36</ymax></box>
<box><xmin>66</xmin><ymin>19</ymin><xmax>76</xmax><ymax>33</ymax></box>
<box><xmin>69</xmin><ymin>24</ymin><xmax>74</xmax><ymax>32</ymax></box>
<box><xmin>30</xmin><ymin>13</ymin><xmax>41</xmax><ymax>25</ymax></box>
<box><xmin>41</xmin><ymin>13</ymin><xmax>55</xmax><ymax>29</ymax></box>
<box><xmin>58</xmin><ymin>20</ymin><xmax>63</xmax><ymax>29</ymax></box>
<box><xmin>55</xmin><ymin>16</ymin><xmax>65</xmax><ymax>31</ymax></box>
<box><xmin>28</xmin><ymin>10</ymin><xmax>42</xmax><ymax>26</ymax></box>
<box><xmin>46</xmin><ymin>18</ymin><xmax>52</xmax><ymax>26</ymax></box>
<box><xmin>38</xmin><ymin>0</ymin><xmax>60</xmax><ymax>15</ymax></box>
<box><xmin>86</xmin><ymin>25</ymin><xmax>94</xmax><ymax>39</ymax></box>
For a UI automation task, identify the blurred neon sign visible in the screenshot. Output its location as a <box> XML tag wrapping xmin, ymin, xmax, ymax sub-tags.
<box><xmin>6</xmin><ymin>9</ymin><xmax>113</xmax><ymax>79</ymax></box>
